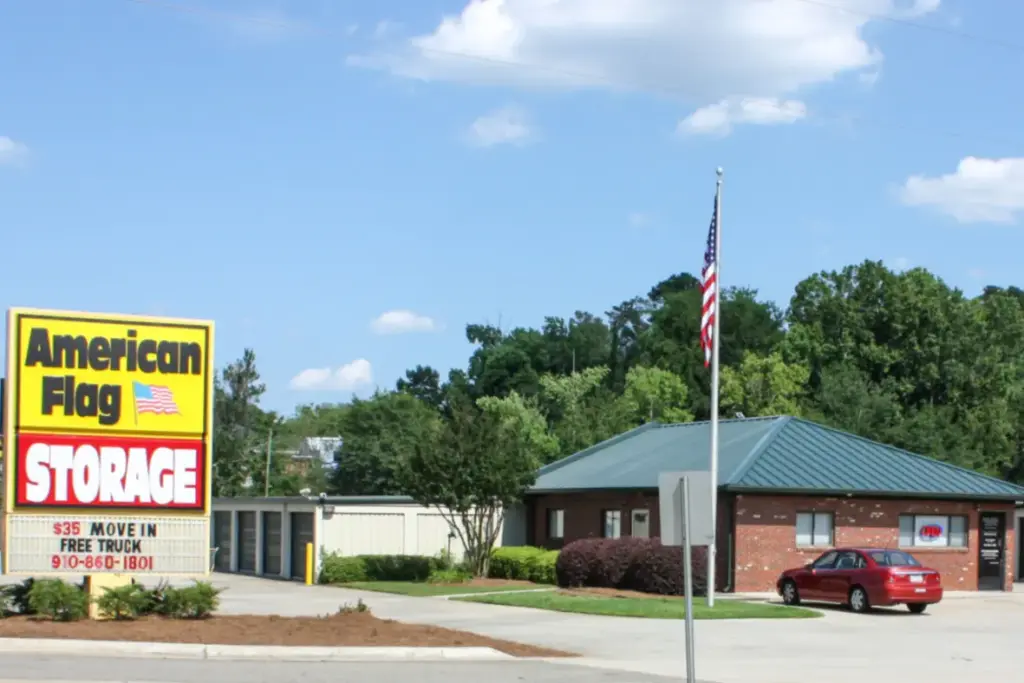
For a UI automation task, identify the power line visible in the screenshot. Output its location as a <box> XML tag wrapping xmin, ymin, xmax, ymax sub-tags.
<box><xmin>786</xmin><ymin>0</ymin><xmax>1024</xmax><ymax>54</ymax></box>
<box><xmin>111</xmin><ymin>0</ymin><xmax>1024</xmax><ymax>147</ymax></box>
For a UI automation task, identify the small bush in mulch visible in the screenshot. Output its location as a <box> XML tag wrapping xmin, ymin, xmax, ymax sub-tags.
<box><xmin>27</xmin><ymin>579</ymin><xmax>90</xmax><ymax>622</ymax></box>
<box><xmin>556</xmin><ymin>537</ymin><xmax>709</xmax><ymax>597</ymax></box>
<box><xmin>96</xmin><ymin>584</ymin><xmax>151</xmax><ymax>620</ymax></box>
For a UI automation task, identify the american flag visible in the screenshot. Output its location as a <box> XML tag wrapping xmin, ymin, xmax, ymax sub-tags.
<box><xmin>133</xmin><ymin>381</ymin><xmax>180</xmax><ymax>415</ymax></box>
<box><xmin>700</xmin><ymin>191</ymin><xmax>720</xmax><ymax>368</ymax></box>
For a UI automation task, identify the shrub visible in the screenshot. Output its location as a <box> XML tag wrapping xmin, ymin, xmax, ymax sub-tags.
<box><xmin>27</xmin><ymin>579</ymin><xmax>90</xmax><ymax>621</ymax></box>
<box><xmin>623</xmin><ymin>543</ymin><xmax>708</xmax><ymax>596</ymax></box>
<box><xmin>591</xmin><ymin>537</ymin><xmax>658</xmax><ymax>588</ymax></box>
<box><xmin>489</xmin><ymin>546</ymin><xmax>544</xmax><ymax>580</ymax></box>
<box><xmin>1</xmin><ymin>579</ymin><xmax>35</xmax><ymax>615</ymax></box>
<box><xmin>161</xmin><ymin>581</ymin><xmax>222</xmax><ymax>619</ymax></box>
<box><xmin>360</xmin><ymin>555</ymin><xmax>435</xmax><ymax>582</ymax></box>
<box><xmin>319</xmin><ymin>554</ymin><xmax>368</xmax><ymax>584</ymax></box>
<box><xmin>427</xmin><ymin>568</ymin><xmax>471</xmax><ymax>584</ymax></box>
<box><xmin>336</xmin><ymin>598</ymin><xmax>370</xmax><ymax>614</ymax></box>
<box><xmin>97</xmin><ymin>584</ymin><xmax>150</xmax><ymax>620</ymax></box>
<box><xmin>319</xmin><ymin>553</ymin><xmax>437</xmax><ymax>584</ymax></box>
<box><xmin>523</xmin><ymin>550</ymin><xmax>559</xmax><ymax>584</ymax></box>
<box><xmin>555</xmin><ymin>538</ymin><xmax>611</xmax><ymax>587</ymax></box>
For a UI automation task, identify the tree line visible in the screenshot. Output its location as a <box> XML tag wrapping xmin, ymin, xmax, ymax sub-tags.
<box><xmin>212</xmin><ymin>259</ymin><xmax>1024</xmax><ymax>505</ymax></box>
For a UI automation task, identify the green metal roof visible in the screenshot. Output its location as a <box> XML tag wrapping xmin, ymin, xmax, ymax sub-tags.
<box><xmin>530</xmin><ymin>416</ymin><xmax>1024</xmax><ymax>501</ymax></box>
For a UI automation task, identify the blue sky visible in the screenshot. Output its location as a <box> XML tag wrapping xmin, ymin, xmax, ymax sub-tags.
<box><xmin>3</xmin><ymin>0</ymin><xmax>1024</xmax><ymax>414</ymax></box>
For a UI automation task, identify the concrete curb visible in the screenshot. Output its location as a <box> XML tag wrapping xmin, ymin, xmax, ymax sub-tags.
<box><xmin>0</xmin><ymin>638</ymin><xmax>514</xmax><ymax>661</ymax></box>
<box><xmin>440</xmin><ymin>587</ymin><xmax>558</xmax><ymax>600</ymax></box>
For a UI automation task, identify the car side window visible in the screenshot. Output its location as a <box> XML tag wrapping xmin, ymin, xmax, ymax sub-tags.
<box><xmin>854</xmin><ymin>553</ymin><xmax>867</xmax><ymax>569</ymax></box>
<box><xmin>835</xmin><ymin>551</ymin><xmax>860</xmax><ymax>570</ymax></box>
<box><xmin>812</xmin><ymin>551</ymin><xmax>839</xmax><ymax>569</ymax></box>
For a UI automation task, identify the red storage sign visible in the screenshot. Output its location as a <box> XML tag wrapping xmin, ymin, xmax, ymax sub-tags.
<box><xmin>15</xmin><ymin>432</ymin><xmax>205</xmax><ymax>510</ymax></box>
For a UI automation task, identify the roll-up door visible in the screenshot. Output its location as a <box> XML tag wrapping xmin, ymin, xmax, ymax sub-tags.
<box><xmin>262</xmin><ymin>511</ymin><xmax>283</xmax><ymax>576</ymax></box>
<box><xmin>237</xmin><ymin>511</ymin><xmax>257</xmax><ymax>572</ymax></box>
<box><xmin>213</xmin><ymin>512</ymin><xmax>232</xmax><ymax>571</ymax></box>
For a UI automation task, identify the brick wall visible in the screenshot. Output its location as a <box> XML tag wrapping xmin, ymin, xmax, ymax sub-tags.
<box><xmin>528</xmin><ymin>490</ymin><xmax>732</xmax><ymax>590</ymax></box>
<box><xmin>733</xmin><ymin>494</ymin><xmax>1017</xmax><ymax>592</ymax></box>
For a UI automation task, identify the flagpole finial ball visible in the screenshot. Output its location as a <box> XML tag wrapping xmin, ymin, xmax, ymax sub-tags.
<box><xmin>716</xmin><ymin>167</ymin><xmax>723</xmax><ymax>176</ymax></box>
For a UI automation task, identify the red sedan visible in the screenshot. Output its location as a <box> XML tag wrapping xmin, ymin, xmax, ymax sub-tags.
<box><xmin>776</xmin><ymin>547</ymin><xmax>943</xmax><ymax>614</ymax></box>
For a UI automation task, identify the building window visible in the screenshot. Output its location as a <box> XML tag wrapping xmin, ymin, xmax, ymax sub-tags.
<box><xmin>547</xmin><ymin>509</ymin><xmax>564</xmax><ymax>539</ymax></box>
<box><xmin>795</xmin><ymin>512</ymin><xmax>834</xmax><ymax>547</ymax></box>
<box><xmin>898</xmin><ymin>514</ymin><xmax>967</xmax><ymax>548</ymax></box>
<box><xmin>602</xmin><ymin>510</ymin><xmax>622</xmax><ymax>538</ymax></box>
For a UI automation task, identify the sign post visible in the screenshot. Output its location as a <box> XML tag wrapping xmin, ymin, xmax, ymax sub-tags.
<box><xmin>680</xmin><ymin>475</ymin><xmax>697</xmax><ymax>683</ymax></box>
<box><xmin>2</xmin><ymin>308</ymin><xmax>214</xmax><ymax>617</ymax></box>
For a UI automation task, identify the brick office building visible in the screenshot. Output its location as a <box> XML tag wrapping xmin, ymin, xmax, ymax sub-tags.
<box><xmin>525</xmin><ymin>416</ymin><xmax>1024</xmax><ymax>592</ymax></box>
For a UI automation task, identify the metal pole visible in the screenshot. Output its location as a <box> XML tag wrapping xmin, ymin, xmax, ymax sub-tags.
<box><xmin>264</xmin><ymin>429</ymin><xmax>273</xmax><ymax>497</ymax></box>
<box><xmin>681</xmin><ymin>476</ymin><xmax>696</xmax><ymax>683</ymax></box>
<box><xmin>707</xmin><ymin>167</ymin><xmax>723</xmax><ymax>608</ymax></box>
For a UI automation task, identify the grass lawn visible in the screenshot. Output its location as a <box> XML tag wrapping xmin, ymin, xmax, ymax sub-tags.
<box><xmin>456</xmin><ymin>591</ymin><xmax>822</xmax><ymax>619</ymax></box>
<box><xmin>341</xmin><ymin>581</ymin><xmax>549</xmax><ymax>597</ymax></box>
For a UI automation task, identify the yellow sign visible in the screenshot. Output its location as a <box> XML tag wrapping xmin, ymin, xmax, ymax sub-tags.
<box><xmin>8</xmin><ymin>309</ymin><xmax>214</xmax><ymax>436</ymax></box>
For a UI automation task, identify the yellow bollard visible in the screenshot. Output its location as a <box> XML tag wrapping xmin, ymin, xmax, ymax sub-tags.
<box><xmin>304</xmin><ymin>542</ymin><xmax>313</xmax><ymax>585</ymax></box>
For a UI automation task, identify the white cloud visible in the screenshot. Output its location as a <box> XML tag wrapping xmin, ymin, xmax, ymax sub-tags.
<box><xmin>360</xmin><ymin>0</ymin><xmax>940</xmax><ymax>103</ymax></box>
<box><xmin>466</xmin><ymin>106</ymin><xmax>533</xmax><ymax>147</ymax></box>
<box><xmin>677</xmin><ymin>97</ymin><xmax>806</xmax><ymax>136</ymax></box>
<box><xmin>290</xmin><ymin>359</ymin><xmax>373</xmax><ymax>391</ymax></box>
<box><xmin>899</xmin><ymin>157</ymin><xmax>1024</xmax><ymax>224</ymax></box>
<box><xmin>891</xmin><ymin>256</ymin><xmax>911</xmax><ymax>271</ymax></box>
<box><xmin>0</xmin><ymin>136</ymin><xmax>29</xmax><ymax>165</ymax></box>
<box><xmin>371</xmin><ymin>309</ymin><xmax>439</xmax><ymax>334</ymax></box>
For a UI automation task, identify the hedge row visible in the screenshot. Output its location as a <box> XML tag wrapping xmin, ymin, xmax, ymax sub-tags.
<box><xmin>488</xmin><ymin>546</ymin><xmax>558</xmax><ymax>584</ymax></box>
<box><xmin>555</xmin><ymin>537</ymin><xmax>708</xmax><ymax>596</ymax></box>
<box><xmin>0</xmin><ymin>578</ymin><xmax>221</xmax><ymax>621</ymax></box>
<box><xmin>319</xmin><ymin>553</ymin><xmax>440</xmax><ymax>584</ymax></box>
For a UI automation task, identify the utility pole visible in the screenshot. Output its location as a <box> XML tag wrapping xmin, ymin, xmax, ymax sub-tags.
<box><xmin>263</xmin><ymin>429</ymin><xmax>273</xmax><ymax>497</ymax></box>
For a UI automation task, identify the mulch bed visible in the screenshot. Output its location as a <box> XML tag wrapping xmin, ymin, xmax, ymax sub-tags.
<box><xmin>567</xmin><ymin>587</ymin><xmax>680</xmax><ymax>600</ymax></box>
<box><xmin>0</xmin><ymin>613</ymin><xmax>573</xmax><ymax>658</ymax></box>
<box><xmin>459</xmin><ymin>578</ymin><xmax>538</xmax><ymax>588</ymax></box>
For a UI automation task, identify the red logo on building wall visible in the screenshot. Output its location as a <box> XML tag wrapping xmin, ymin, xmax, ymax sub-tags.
<box><xmin>919</xmin><ymin>524</ymin><xmax>943</xmax><ymax>540</ymax></box>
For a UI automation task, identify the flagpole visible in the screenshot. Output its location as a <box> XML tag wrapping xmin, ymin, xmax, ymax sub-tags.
<box><xmin>707</xmin><ymin>167</ymin><xmax>723</xmax><ymax>608</ymax></box>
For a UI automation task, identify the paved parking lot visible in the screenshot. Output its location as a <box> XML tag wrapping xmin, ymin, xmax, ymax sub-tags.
<box><xmin>3</xmin><ymin>572</ymin><xmax>1021</xmax><ymax>682</ymax></box>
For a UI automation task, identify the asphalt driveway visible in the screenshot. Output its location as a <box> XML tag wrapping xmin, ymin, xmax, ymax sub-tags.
<box><xmin>4</xmin><ymin>572</ymin><xmax>1021</xmax><ymax>682</ymax></box>
<box><xmin>204</xmin><ymin>574</ymin><xmax>1024</xmax><ymax>682</ymax></box>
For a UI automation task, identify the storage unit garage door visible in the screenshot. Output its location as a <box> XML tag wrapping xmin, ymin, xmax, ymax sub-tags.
<box><xmin>237</xmin><ymin>511</ymin><xmax>257</xmax><ymax>573</ymax></box>
<box><xmin>262</xmin><ymin>511</ymin><xmax>282</xmax><ymax>576</ymax></box>
<box><xmin>290</xmin><ymin>512</ymin><xmax>315</xmax><ymax>580</ymax></box>
<box><xmin>213</xmin><ymin>512</ymin><xmax>232</xmax><ymax>572</ymax></box>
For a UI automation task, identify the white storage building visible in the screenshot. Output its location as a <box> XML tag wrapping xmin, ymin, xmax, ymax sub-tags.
<box><xmin>211</xmin><ymin>495</ymin><xmax>527</xmax><ymax>581</ymax></box>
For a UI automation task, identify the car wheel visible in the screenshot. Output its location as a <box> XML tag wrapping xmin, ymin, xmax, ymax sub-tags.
<box><xmin>848</xmin><ymin>586</ymin><xmax>870</xmax><ymax>613</ymax></box>
<box><xmin>907</xmin><ymin>603</ymin><xmax>927</xmax><ymax>615</ymax></box>
<box><xmin>781</xmin><ymin>580</ymin><xmax>801</xmax><ymax>605</ymax></box>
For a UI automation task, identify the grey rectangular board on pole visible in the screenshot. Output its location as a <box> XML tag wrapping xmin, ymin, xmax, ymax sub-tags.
<box><xmin>659</xmin><ymin>470</ymin><xmax>715</xmax><ymax>546</ymax></box>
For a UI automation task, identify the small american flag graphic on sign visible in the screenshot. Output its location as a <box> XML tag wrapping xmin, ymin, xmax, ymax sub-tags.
<box><xmin>133</xmin><ymin>381</ymin><xmax>181</xmax><ymax>416</ymax></box>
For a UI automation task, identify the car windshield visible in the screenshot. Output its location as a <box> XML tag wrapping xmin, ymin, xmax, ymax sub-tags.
<box><xmin>869</xmin><ymin>550</ymin><xmax>921</xmax><ymax>567</ymax></box>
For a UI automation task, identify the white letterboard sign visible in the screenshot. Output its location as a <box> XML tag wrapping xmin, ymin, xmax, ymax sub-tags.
<box><xmin>3</xmin><ymin>515</ymin><xmax>208</xmax><ymax>575</ymax></box>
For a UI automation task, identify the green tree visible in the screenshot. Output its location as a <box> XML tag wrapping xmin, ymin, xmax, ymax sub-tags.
<box><xmin>396</xmin><ymin>399</ymin><xmax>539</xmax><ymax>576</ymax></box>
<box><xmin>720</xmin><ymin>352</ymin><xmax>809</xmax><ymax>418</ymax></box>
<box><xmin>331</xmin><ymin>391</ymin><xmax>442</xmax><ymax>495</ymax></box>
<box><xmin>620</xmin><ymin>366</ymin><xmax>693</xmax><ymax>423</ymax></box>
<box><xmin>477</xmin><ymin>391</ymin><xmax>562</xmax><ymax>463</ymax></box>
<box><xmin>212</xmin><ymin>349</ymin><xmax>269</xmax><ymax>497</ymax></box>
